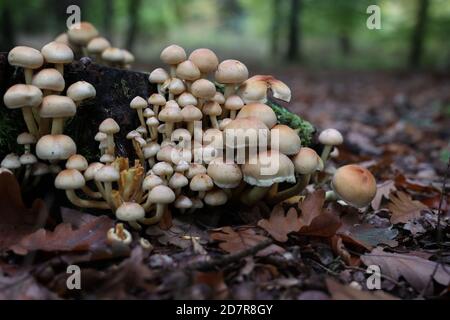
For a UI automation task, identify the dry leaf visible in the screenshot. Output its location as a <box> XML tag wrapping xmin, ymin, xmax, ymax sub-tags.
<box><xmin>194</xmin><ymin>271</ymin><xmax>229</xmax><ymax>299</ymax></box>
<box><xmin>0</xmin><ymin>272</ymin><xmax>59</xmax><ymax>300</ymax></box>
<box><xmin>361</xmin><ymin>247</ymin><xmax>450</xmax><ymax>292</ymax></box>
<box><xmin>257</xmin><ymin>205</ymin><xmax>301</xmax><ymax>242</ymax></box>
<box><xmin>326</xmin><ymin>278</ymin><xmax>398</xmax><ymax>300</ymax></box>
<box><xmin>371</xmin><ymin>180</ymin><xmax>396</xmax><ymax>210</ymax></box>
<box><xmin>388</xmin><ymin>191</ymin><xmax>428</xmax><ymax>224</ymax></box>
<box><xmin>209</xmin><ymin>227</ymin><xmax>284</xmax><ymax>256</ymax></box>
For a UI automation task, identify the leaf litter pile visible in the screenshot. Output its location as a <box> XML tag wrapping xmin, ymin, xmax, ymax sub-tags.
<box><xmin>0</xmin><ymin>70</ymin><xmax>449</xmax><ymax>300</ymax></box>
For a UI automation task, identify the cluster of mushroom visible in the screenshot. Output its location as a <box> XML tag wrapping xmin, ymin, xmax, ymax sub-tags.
<box><xmin>55</xmin><ymin>22</ymin><xmax>134</xmax><ymax>69</ymax></box>
<box><xmin>1</xmin><ymin>42</ymin><xmax>96</xmax><ymax>181</ymax></box>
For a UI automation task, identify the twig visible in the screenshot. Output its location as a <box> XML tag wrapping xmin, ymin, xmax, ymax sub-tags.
<box><xmin>186</xmin><ymin>239</ymin><xmax>273</xmax><ymax>271</ymax></box>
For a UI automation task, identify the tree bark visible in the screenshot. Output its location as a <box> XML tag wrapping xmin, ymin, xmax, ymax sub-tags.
<box><xmin>409</xmin><ymin>0</ymin><xmax>430</xmax><ymax>68</ymax></box>
<box><xmin>286</xmin><ymin>0</ymin><xmax>302</xmax><ymax>62</ymax></box>
<box><xmin>124</xmin><ymin>0</ymin><xmax>142</xmax><ymax>51</ymax></box>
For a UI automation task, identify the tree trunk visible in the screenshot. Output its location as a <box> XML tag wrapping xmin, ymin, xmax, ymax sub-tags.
<box><xmin>124</xmin><ymin>0</ymin><xmax>142</xmax><ymax>51</ymax></box>
<box><xmin>103</xmin><ymin>0</ymin><xmax>114</xmax><ymax>40</ymax></box>
<box><xmin>0</xmin><ymin>2</ymin><xmax>16</xmax><ymax>52</ymax></box>
<box><xmin>409</xmin><ymin>0</ymin><xmax>430</xmax><ymax>68</ymax></box>
<box><xmin>286</xmin><ymin>0</ymin><xmax>302</xmax><ymax>62</ymax></box>
<box><xmin>270</xmin><ymin>0</ymin><xmax>282</xmax><ymax>57</ymax></box>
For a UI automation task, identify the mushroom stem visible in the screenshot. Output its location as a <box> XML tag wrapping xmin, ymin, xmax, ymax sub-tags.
<box><xmin>187</xmin><ymin>122</ymin><xmax>195</xmax><ymax>135</ymax></box>
<box><xmin>82</xmin><ymin>185</ymin><xmax>103</xmax><ymax>199</ymax></box>
<box><xmin>240</xmin><ymin>186</ymin><xmax>270</xmax><ymax>206</ymax></box>
<box><xmin>224</xmin><ymin>84</ymin><xmax>235</xmax><ymax>99</ymax></box>
<box><xmin>65</xmin><ymin>190</ymin><xmax>110</xmax><ymax>209</ymax></box>
<box><xmin>230</xmin><ymin>110</ymin><xmax>238</xmax><ymax>120</ymax></box>
<box><xmin>142</xmin><ymin>193</ymin><xmax>153</xmax><ymax>211</ymax></box>
<box><xmin>153</xmin><ymin>105</ymin><xmax>160</xmax><ymax>116</ymax></box>
<box><xmin>209</xmin><ymin>116</ymin><xmax>219</xmax><ymax>129</ymax></box>
<box><xmin>147</xmin><ymin>157</ymin><xmax>155</xmax><ymax>169</ymax></box>
<box><xmin>103</xmin><ymin>182</ymin><xmax>116</xmax><ymax>210</ymax></box>
<box><xmin>22</xmin><ymin>107</ymin><xmax>38</xmax><ymax>137</ymax></box>
<box><xmin>137</xmin><ymin>109</ymin><xmax>145</xmax><ymax>128</ymax></box>
<box><xmin>51</xmin><ymin>118</ymin><xmax>65</xmax><ymax>135</ymax></box>
<box><xmin>106</xmin><ymin>134</ymin><xmax>115</xmax><ymax>155</ymax></box>
<box><xmin>95</xmin><ymin>181</ymin><xmax>109</xmax><ymax>202</ymax></box>
<box><xmin>170</xmin><ymin>66</ymin><xmax>176</xmax><ymax>78</ymax></box>
<box><xmin>320</xmin><ymin>145</ymin><xmax>333</xmax><ymax>164</ymax></box>
<box><xmin>55</xmin><ymin>64</ymin><xmax>64</xmax><ymax>76</ymax></box>
<box><xmin>165</xmin><ymin>122</ymin><xmax>174</xmax><ymax>137</ymax></box>
<box><xmin>24</xmin><ymin>69</ymin><xmax>33</xmax><ymax>85</ymax></box>
<box><xmin>268</xmin><ymin>174</ymin><xmax>310</xmax><ymax>205</ymax></box>
<box><xmin>140</xmin><ymin>204</ymin><xmax>166</xmax><ymax>225</ymax></box>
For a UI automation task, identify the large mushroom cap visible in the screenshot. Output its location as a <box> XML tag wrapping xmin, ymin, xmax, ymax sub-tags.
<box><xmin>41</xmin><ymin>41</ymin><xmax>74</xmax><ymax>64</ymax></box>
<box><xmin>236</xmin><ymin>103</ymin><xmax>277</xmax><ymax>128</ymax></box>
<box><xmin>223</xmin><ymin>117</ymin><xmax>269</xmax><ymax>149</ymax></box>
<box><xmin>215</xmin><ymin>59</ymin><xmax>248</xmax><ymax>84</ymax></box>
<box><xmin>190</xmin><ymin>79</ymin><xmax>216</xmax><ymax>100</ymax></box>
<box><xmin>84</xmin><ymin>162</ymin><xmax>104</xmax><ymax>181</ymax></box>
<box><xmin>190</xmin><ymin>173</ymin><xmax>214</xmax><ymax>192</ymax></box>
<box><xmin>39</xmin><ymin>95</ymin><xmax>76</xmax><ymax>118</ymax></box>
<box><xmin>99</xmin><ymin>118</ymin><xmax>120</xmax><ymax>134</ymax></box>
<box><xmin>149</xmin><ymin>185</ymin><xmax>176</xmax><ymax>203</ymax></box>
<box><xmin>181</xmin><ymin>105</ymin><xmax>203</xmax><ymax>122</ymax></box>
<box><xmin>319</xmin><ymin>128</ymin><xmax>343</xmax><ymax>146</ymax></box>
<box><xmin>68</xmin><ymin>22</ymin><xmax>99</xmax><ymax>46</ymax></box>
<box><xmin>332</xmin><ymin>164</ymin><xmax>377</xmax><ymax>208</ymax></box>
<box><xmin>160</xmin><ymin>45</ymin><xmax>186</xmax><ymax>65</ymax></box>
<box><xmin>67</xmin><ymin>81</ymin><xmax>96</xmax><ymax>102</ymax></box>
<box><xmin>95</xmin><ymin>165</ymin><xmax>120</xmax><ymax>182</ymax></box>
<box><xmin>242</xmin><ymin>150</ymin><xmax>296</xmax><ymax>187</ymax></box>
<box><xmin>32</xmin><ymin>69</ymin><xmax>65</xmax><ymax>92</ymax></box>
<box><xmin>116</xmin><ymin>202</ymin><xmax>145</xmax><ymax>221</ymax></box>
<box><xmin>293</xmin><ymin>147</ymin><xmax>323</xmax><ymax>175</ymax></box>
<box><xmin>189</xmin><ymin>48</ymin><xmax>219</xmax><ymax>74</ymax></box>
<box><xmin>3</xmin><ymin>84</ymin><xmax>43</xmax><ymax>109</ymax></box>
<box><xmin>176</xmin><ymin>60</ymin><xmax>201</xmax><ymax>81</ymax></box>
<box><xmin>149</xmin><ymin>68</ymin><xmax>170</xmax><ymax>84</ymax></box>
<box><xmin>55</xmin><ymin>169</ymin><xmax>85</xmax><ymax>190</ymax></box>
<box><xmin>36</xmin><ymin>135</ymin><xmax>77</xmax><ymax>161</ymax></box>
<box><xmin>271</xmin><ymin>124</ymin><xmax>301</xmax><ymax>155</ymax></box>
<box><xmin>143</xmin><ymin>174</ymin><xmax>164</xmax><ymax>191</ymax></box>
<box><xmin>130</xmin><ymin>96</ymin><xmax>148</xmax><ymax>110</ymax></box>
<box><xmin>87</xmin><ymin>37</ymin><xmax>111</xmax><ymax>54</ymax></box>
<box><xmin>66</xmin><ymin>154</ymin><xmax>88</xmax><ymax>171</ymax></box>
<box><xmin>207</xmin><ymin>157</ymin><xmax>242</xmax><ymax>189</ymax></box>
<box><xmin>8</xmin><ymin>46</ymin><xmax>44</xmax><ymax>69</ymax></box>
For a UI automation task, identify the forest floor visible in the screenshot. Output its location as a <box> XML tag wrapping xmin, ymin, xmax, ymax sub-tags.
<box><xmin>0</xmin><ymin>69</ymin><xmax>449</xmax><ymax>300</ymax></box>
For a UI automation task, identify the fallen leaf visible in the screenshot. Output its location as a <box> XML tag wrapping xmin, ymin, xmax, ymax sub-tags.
<box><xmin>326</xmin><ymin>278</ymin><xmax>398</xmax><ymax>300</ymax></box>
<box><xmin>371</xmin><ymin>180</ymin><xmax>396</xmax><ymax>210</ymax></box>
<box><xmin>331</xmin><ymin>236</ymin><xmax>360</xmax><ymax>266</ymax></box>
<box><xmin>361</xmin><ymin>247</ymin><xmax>450</xmax><ymax>292</ymax></box>
<box><xmin>257</xmin><ymin>205</ymin><xmax>301</xmax><ymax>242</ymax></box>
<box><xmin>388</xmin><ymin>191</ymin><xmax>428</xmax><ymax>224</ymax></box>
<box><xmin>395</xmin><ymin>174</ymin><xmax>439</xmax><ymax>194</ymax></box>
<box><xmin>194</xmin><ymin>271</ymin><xmax>229</xmax><ymax>299</ymax></box>
<box><xmin>0</xmin><ymin>172</ymin><xmax>48</xmax><ymax>250</ymax></box>
<box><xmin>10</xmin><ymin>213</ymin><xmax>114</xmax><ymax>255</ymax></box>
<box><xmin>209</xmin><ymin>227</ymin><xmax>284</xmax><ymax>256</ymax></box>
<box><xmin>0</xmin><ymin>272</ymin><xmax>59</xmax><ymax>300</ymax></box>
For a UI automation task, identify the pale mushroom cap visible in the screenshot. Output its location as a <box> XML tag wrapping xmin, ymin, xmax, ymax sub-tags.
<box><xmin>152</xmin><ymin>161</ymin><xmax>173</xmax><ymax>177</ymax></box>
<box><xmin>204</xmin><ymin>189</ymin><xmax>228</xmax><ymax>206</ymax></box>
<box><xmin>236</xmin><ymin>103</ymin><xmax>277</xmax><ymax>128</ymax></box>
<box><xmin>32</xmin><ymin>163</ymin><xmax>50</xmax><ymax>176</ymax></box>
<box><xmin>319</xmin><ymin>128</ymin><xmax>344</xmax><ymax>146</ymax></box>
<box><xmin>143</xmin><ymin>108</ymin><xmax>155</xmax><ymax>118</ymax></box>
<box><xmin>143</xmin><ymin>174</ymin><xmax>164</xmax><ymax>191</ymax></box>
<box><xmin>149</xmin><ymin>68</ymin><xmax>170</xmax><ymax>84</ymax></box>
<box><xmin>223</xmin><ymin>117</ymin><xmax>269</xmax><ymax>149</ymax></box>
<box><xmin>148</xmin><ymin>93</ymin><xmax>167</xmax><ymax>106</ymax></box>
<box><xmin>190</xmin><ymin>79</ymin><xmax>216</xmax><ymax>100</ymax></box>
<box><xmin>203</xmin><ymin>101</ymin><xmax>222</xmax><ymax>116</ymax></box>
<box><xmin>67</xmin><ymin>22</ymin><xmax>99</xmax><ymax>46</ymax></box>
<box><xmin>100</xmin><ymin>153</ymin><xmax>115</xmax><ymax>164</ymax></box>
<box><xmin>212</xmin><ymin>92</ymin><xmax>226</xmax><ymax>105</ymax></box>
<box><xmin>293</xmin><ymin>147</ymin><xmax>323</xmax><ymax>175</ymax></box>
<box><xmin>17</xmin><ymin>132</ymin><xmax>36</xmax><ymax>145</ymax></box>
<box><xmin>271</xmin><ymin>124</ymin><xmax>301</xmax><ymax>155</ymax></box>
<box><xmin>181</xmin><ymin>105</ymin><xmax>203</xmax><ymax>122</ymax></box>
<box><xmin>175</xmin><ymin>195</ymin><xmax>193</xmax><ymax>209</ymax></box>
<box><xmin>84</xmin><ymin>162</ymin><xmax>104</xmax><ymax>181</ymax></box>
<box><xmin>8</xmin><ymin>46</ymin><xmax>44</xmax><ymax>69</ymax></box>
<box><xmin>158</xmin><ymin>104</ymin><xmax>182</xmax><ymax>123</ymax></box>
<box><xmin>168</xmin><ymin>78</ymin><xmax>186</xmax><ymax>95</ymax></box>
<box><xmin>55</xmin><ymin>169</ymin><xmax>85</xmax><ymax>190</ymax></box>
<box><xmin>190</xmin><ymin>173</ymin><xmax>214</xmax><ymax>192</ymax></box>
<box><xmin>186</xmin><ymin>163</ymin><xmax>207</xmax><ymax>179</ymax></box>
<box><xmin>219</xmin><ymin>118</ymin><xmax>233</xmax><ymax>131</ymax></box>
<box><xmin>175</xmin><ymin>160</ymin><xmax>189</xmax><ymax>172</ymax></box>
<box><xmin>207</xmin><ymin>157</ymin><xmax>242</xmax><ymax>189</ymax></box>
<box><xmin>32</xmin><ymin>69</ymin><xmax>65</xmax><ymax>92</ymax></box>
<box><xmin>169</xmin><ymin>172</ymin><xmax>189</xmax><ymax>189</ymax></box>
<box><xmin>177</xmin><ymin>92</ymin><xmax>197</xmax><ymax>107</ymax></box>
<box><xmin>215</xmin><ymin>59</ymin><xmax>249</xmax><ymax>84</ymax></box>
<box><xmin>237</xmin><ymin>78</ymin><xmax>268</xmax><ymax>103</ymax></box>
<box><xmin>143</xmin><ymin>142</ymin><xmax>161</xmax><ymax>158</ymax></box>
<box><xmin>36</xmin><ymin>135</ymin><xmax>77</xmax><ymax>161</ymax></box>
<box><xmin>116</xmin><ymin>202</ymin><xmax>145</xmax><ymax>221</ymax></box>
<box><xmin>94</xmin><ymin>132</ymin><xmax>107</xmax><ymax>142</ymax></box>
<box><xmin>40</xmin><ymin>95</ymin><xmax>76</xmax><ymax>118</ymax></box>
<box><xmin>99</xmin><ymin>118</ymin><xmax>120</xmax><ymax>134</ymax></box>
<box><xmin>157</xmin><ymin>145</ymin><xmax>177</xmax><ymax>163</ymax></box>
<box><xmin>94</xmin><ymin>165</ymin><xmax>120</xmax><ymax>182</ymax></box>
<box><xmin>1</xmin><ymin>154</ymin><xmax>21</xmax><ymax>169</ymax></box>
<box><xmin>41</xmin><ymin>41</ymin><xmax>74</xmax><ymax>64</ymax></box>
<box><xmin>203</xmin><ymin>128</ymin><xmax>224</xmax><ymax>149</ymax></box>
<box><xmin>176</xmin><ymin>60</ymin><xmax>201</xmax><ymax>81</ymax></box>
<box><xmin>149</xmin><ymin>185</ymin><xmax>176</xmax><ymax>204</ymax></box>
<box><xmin>102</xmin><ymin>47</ymin><xmax>125</xmax><ymax>63</ymax></box>
<box><xmin>4</xmin><ymin>84</ymin><xmax>43</xmax><ymax>109</ymax></box>
<box><xmin>66</xmin><ymin>154</ymin><xmax>88</xmax><ymax>171</ymax></box>
<box><xmin>224</xmin><ymin>95</ymin><xmax>244</xmax><ymax>111</ymax></box>
<box><xmin>130</xmin><ymin>96</ymin><xmax>148</xmax><ymax>109</ymax></box>
<box><xmin>160</xmin><ymin>45</ymin><xmax>186</xmax><ymax>65</ymax></box>
<box><xmin>87</xmin><ymin>37</ymin><xmax>111</xmax><ymax>54</ymax></box>
<box><xmin>54</xmin><ymin>33</ymin><xmax>70</xmax><ymax>45</ymax></box>
<box><xmin>332</xmin><ymin>165</ymin><xmax>377</xmax><ymax>208</ymax></box>
<box><xmin>122</xmin><ymin>50</ymin><xmax>135</xmax><ymax>64</ymax></box>
<box><xmin>107</xmin><ymin>226</ymin><xmax>132</xmax><ymax>245</ymax></box>
<box><xmin>66</xmin><ymin>81</ymin><xmax>96</xmax><ymax>102</ymax></box>
<box><xmin>171</xmin><ymin>128</ymin><xmax>191</xmax><ymax>143</ymax></box>
<box><xmin>242</xmin><ymin>150</ymin><xmax>296</xmax><ymax>187</ymax></box>
<box><xmin>189</xmin><ymin>48</ymin><xmax>219</xmax><ymax>74</ymax></box>
<box><xmin>20</xmin><ymin>153</ymin><xmax>37</xmax><ymax>165</ymax></box>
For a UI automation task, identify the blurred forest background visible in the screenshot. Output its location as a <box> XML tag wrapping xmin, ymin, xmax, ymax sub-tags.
<box><xmin>0</xmin><ymin>0</ymin><xmax>449</xmax><ymax>70</ymax></box>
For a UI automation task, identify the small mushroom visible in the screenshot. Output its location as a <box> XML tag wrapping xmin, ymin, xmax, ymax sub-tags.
<box><xmin>99</xmin><ymin>118</ymin><xmax>120</xmax><ymax>155</ymax></box>
<box><xmin>17</xmin><ymin>132</ymin><xmax>36</xmax><ymax>154</ymax></box>
<box><xmin>130</xmin><ymin>96</ymin><xmax>148</xmax><ymax>129</ymax></box>
<box><xmin>148</xmin><ymin>93</ymin><xmax>167</xmax><ymax>116</ymax></box>
<box><xmin>87</xmin><ymin>37</ymin><xmax>111</xmax><ymax>62</ymax></box>
<box><xmin>67</xmin><ymin>22</ymin><xmax>99</xmax><ymax>48</ymax></box>
<box><xmin>1</xmin><ymin>154</ymin><xmax>21</xmax><ymax>172</ymax></box>
<box><xmin>224</xmin><ymin>95</ymin><xmax>244</xmax><ymax>120</ymax></box>
<box><xmin>202</xmin><ymin>101</ymin><xmax>222</xmax><ymax>129</ymax></box>
<box><xmin>181</xmin><ymin>105</ymin><xmax>203</xmax><ymax>135</ymax></box>
<box><xmin>190</xmin><ymin>173</ymin><xmax>214</xmax><ymax>199</ymax></box>
<box><xmin>204</xmin><ymin>189</ymin><xmax>228</xmax><ymax>206</ymax></box>
<box><xmin>236</xmin><ymin>103</ymin><xmax>278</xmax><ymax>128</ymax></box>
<box><xmin>94</xmin><ymin>164</ymin><xmax>120</xmax><ymax>209</ymax></box>
<box><xmin>270</xmin><ymin>124</ymin><xmax>301</xmax><ymax>156</ymax></box>
<box><xmin>189</xmin><ymin>48</ymin><xmax>219</xmax><ymax>78</ymax></box>
<box><xmin>115</xmin><ymin>202</ymin><xmax>146</xmax><ymax>227</ymax></box>
<box><xmin>145</xmin><ymin>185</ymin><xmax>175</xmax><ymax>224</ymax></box>
<box><xmin>107</xmin><ymin>223</ymin><xmax>132</xmax><ymax>247</ymax></box>
<box><xmin>66</xmin><ymin>81</ymin><xmax>96</xmax><ymax>107</ymax></box>
<box><xmin>31</xmin><ymin>68</ymin><xmax>65</xmax><ymax>95</ymax></box>
<box><xmin>36</xmin><ymin>134</ymin><xmax>76</xmax><ymax>162</ymax></box>
<box><xmin>41</xmin><ymin>41</ymin><xmax>74</xmax><ymax>76</ymax></box>
<box><xmin>174</xmin><ymin>195</ymin><xmax>193</xmax><ymax>214</ymax></box>
<box><xmin>158</xmin><ymin>101</ymin><xmax>182</xmax><ymax>137</ymax></box>
<box><xmin>39</xmin><ymin>95</ymin><xmax>76</xmax><ymax>134</ymax></box>
<box><xmin>177</xmin><ymin>92</ymin><xmax>198</xmax><ymax>108</ymax></box>
<box><xmin>318</xmin><ymin>128</ymin><xmax>343</xmax><ymax>164</ymax></box>
<box><xmin>169</xmin><ymin>172</ymin><xmax>188</xmax><ymax>196</ymax></box>
<box><xmin>215</xmin><ymin>59</ymin><xmax>248</xmax><ymax>98</ymax></box>
<box><xmin>176</xmin><ymin>60</ymin><xmax>200</xmax><ymax>90</ymax></box>
<box><xmin>190</xmin><ymin>79</ymin><xmax>216</xmax><ymax>110</ymax></box>
<box><xmin>149</xmin><ymin>68</ymin><xmax>170</xmax><ymax>95</ymax></box>
<box><xmin>102</xmin><ymin>48</ymin><xmax>125</xmax><ymax>67</ymax></box>
<box><xmin>8</xmin><ymin>46</ymin><xmax>44</xmax><ymax>84</ymax></box>
<box><xmin>160</xmin><ymin>45</ymin><xmax>187</xmax><ymax>77</ymax></box>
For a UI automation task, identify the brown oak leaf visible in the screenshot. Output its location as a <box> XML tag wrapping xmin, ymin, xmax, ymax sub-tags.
<box><xmin>388</xmin><ymin>191</ymin><xmax>428</xmax><ymax>224</ymax></box>
<box><xmin>371</xmin><ymin>180</ymin><xmax>396</xmax><ymax>210</ymax></box>
<box><xmin>257</xmin><ymin>205</ymin><xmax>301</xmax><ymax>242</ymax></box>
<box><xmin>209</xmin><ymin>226</ymin><xmax>284</xmax><ymax>256</ymax></box>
